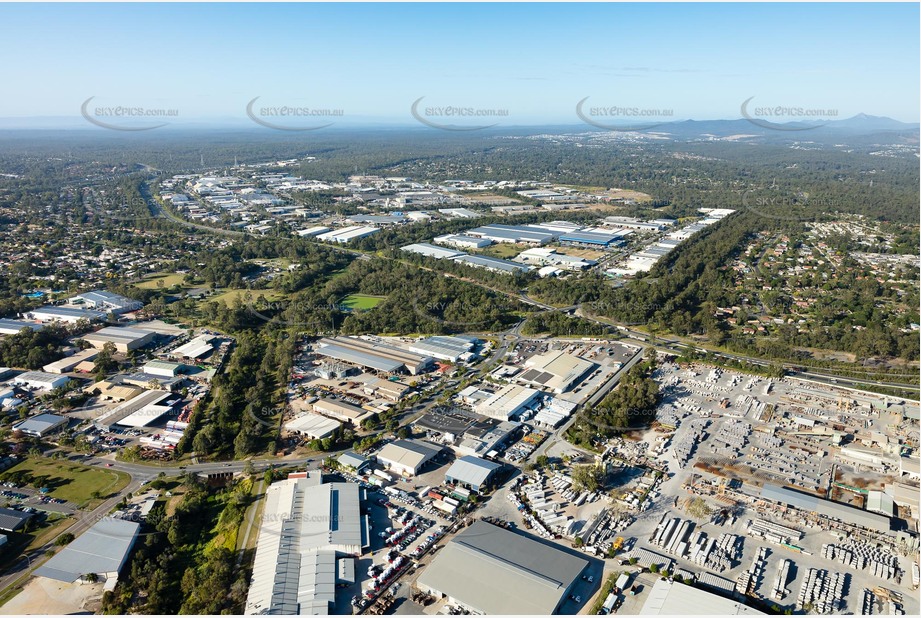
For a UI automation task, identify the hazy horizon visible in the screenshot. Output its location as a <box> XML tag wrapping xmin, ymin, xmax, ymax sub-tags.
<box><xmin>0</xmin><ymin>2</ymin><xmax>918</xmax><ymax>130</ymax></box>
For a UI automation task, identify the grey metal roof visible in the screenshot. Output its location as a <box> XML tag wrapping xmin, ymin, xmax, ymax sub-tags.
<box><xmin>0</xmin><ymin>319</ymin><xmax>43</xmax><ymax>333</ymax></box>
<box><xmin>28</xmin><ymin>306</ymin><xmax>107</xmax><ymax>320</ymax></box>
<box><xmin>13</xmin><ymin>413</ymin><xmax>67</xmax><ymax>436</ymax></box>
<box><xmin>559</xmin><ymin>231</ymin><xmax>620</xmax><ymax>245</ymax></box>
<box><xmin>75</xmin><ymin>291</ymin><xmax>142</xmax><ymax>311</ymax></box>
<box><xmin>417</xmin><ymin>520</ymin><xmax>587</xmax><ymax>615</ymax></box>
<box><xmin>411</xmin><ymin>336</ymin><xmax>476</xmax><ymax>359</ymax></box>
<box><xmin>468</xmin><ymin>224</ymin><xmax>558</xmax><ymax>243</ymax></box>
<box><xmin>401</xmin><ymin>243</ymin><xmax>466</xmax><ymax>260</ymax></box>
<box><xmin>0</xmin><ymin>507</ymin><xmax>31</xmax><ymax>532</ymax></box>
<box><xmin>378</xmin><ymin>439</ymin><xmax>442</xmax><ymax>472</ymax></box>
<box><xmin>315</xmin><ymin>343</ymin><xmax>404</xmax><ymax>373</ymax></box>
<box><xmin>34</xmin><ymin>518</ymin><xmax>139</xmax><ymax>582</ymax></box>
<box><xmin>246</xmin><ymin>478</ymin><xmax>365</xmax><ymax>615</ymax></box>
<box><xmin>452</xmin><ymin>254</ymin><xmax>531</xmax><ymax>273</ymax></box>
<box><xmin>445</xmin><ymin>456</ymin><xmax>502</xmax><ymax>488</ymax></box>
<box><xmin>83</xmin><ymin>326</ymin><xmax>153</xmax><ymax>345</ymax></box>
<box><xmin>337</xmin><ymin>451</ymin><xmax>369</xmax><ymax>470</ymax></box>
<box><xmin>640</xmin><ymin>579</ymin><xmax>763</xmax><ymax>615</ymax></box>
<box><xmin>760</xmin><ymin>484</ymin><xmax>891</xmax><ymax>532</ymax></box>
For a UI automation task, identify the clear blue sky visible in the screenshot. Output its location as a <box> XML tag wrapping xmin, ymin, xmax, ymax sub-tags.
<box><xmin>1</xmin><ymin>2</ymin><xmax>918</xmax><ymax>125</ymax></box>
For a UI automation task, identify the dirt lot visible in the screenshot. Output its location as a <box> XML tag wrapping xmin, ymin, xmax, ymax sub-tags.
<box><xmin>0</xmin><ymin>577</ymin><xmax>103</xmax><ymax>615</ymax></box>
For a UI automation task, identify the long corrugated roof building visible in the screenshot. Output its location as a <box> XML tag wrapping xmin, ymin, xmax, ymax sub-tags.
<box><xmin>245</xmin><ymin>473</ymin><xmax>367</xmax><ymax>615</ymax></box>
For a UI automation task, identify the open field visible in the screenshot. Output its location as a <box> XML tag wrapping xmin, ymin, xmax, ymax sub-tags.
<box><xmin>135</xmin><ymin>272</ymin><xmax>188</xmax><ymax>289</ymax></box>
<box><xmin>207</xmin><ymin>289</ymin><xmax>287</xmax><ymax>306</ymax></box>
<box><xmin>474</xmin><ymin>243</ymin><xmax>524</xmax><ymax>259</ymax></box>
<box><xmin>0</xmin><ymin>458</ymin><xmax>130</xmax><ymax>508</ymax></box>
<box><xmin>556</xmin><ymin>246</ymin><xmax>607</xmax><ymax>260</ymax></box>
<box><xmin>340</xmin><ymin>293</ymin><xmax>386</xmax><ymax>310</ymax></box>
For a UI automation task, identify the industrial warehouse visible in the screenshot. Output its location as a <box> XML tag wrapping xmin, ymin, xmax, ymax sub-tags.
<box><xmin>313</xmin><ymin>336</ymin><xmax>433</xmax><ymax>375</ymax></box>
<box><xmin>515</xmin><ymin>350</ymin><xmax>595</xmax><ymax>394</ymax></box>
<box><xmin>94</xmin><ymin>389</ymin><xmax>175</xmax><ymax>430</ymax></box>
<box><xmin>639</xmin><ymin>578</ymin><xmax>764</xmax><ymax>615</ymax></box>
<box><xmin>245</xmin><ymin>473</ymin><xmax>366</xmax><ymax>615</ymax></box>
<box><xmin>81</xmin><ymin>326</ymin><xmax>157</xmax><ymax>353</ymax></box>
<box><xmin>68</xmin><ymin>290</ymin><xmax>143</xmax><ymax>315</ymax></box>
<box><xmin>443</xmin><ymin>455</ymin><xmax>503</xmax><ymax>493</ymax></box>
<box><xmin>34</xmin><ymin>518</ymin><xmax>140</xmax><ymax>584</ymax></box>
<box><xmin>759</xmin><ymin>483</ymin><xmax>893</xmax><ymax>533</ymax></box>
<box><xmin>376</xmin><ymin>439</ymin><xmax>443</xmax><ymax>477</ymax></box>
<box><xmin>416</xmin><ymin>520</ymin><xmax>588</xmax><ymax>615</ymax></box>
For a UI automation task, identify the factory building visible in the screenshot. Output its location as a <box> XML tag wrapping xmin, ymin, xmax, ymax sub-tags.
<box><xmin>69</xmin><ymin>290</ymin><xmax>143</xmax><ymax>315</ymax></box>
<box><xmin>409</xmin><ymin>335</ymin><xmax>479</xmax><ymax>362</ymax></box>
<box><xmin>82</xmin><ymin>326</ymin><xmax>157</xmax><ymax>353</ymax></box>
<box><xmin>377</xmin><ymin>439</ymin><xmax>443</xmax><ymax>477</ymax></box>
<box><xmin>0</xmin><ymin>507</ymin><xmax>33</xmax><ymax>532</ymax></box>
<box><xmin>640</xmin><ymin>578</ymin><xmax>764</xmax><ymax>615</ymax></box>
<box><xmin>295</xmin><ymin>225</ymin><xmax>331</xmax><ymax>238</ymax></box>
<box><xmin>515</xmin><ymin>247</ymin><xmax>596</xmax><ymax>271</ymax></box>
<box><xmin>284</xmin><ymin>413</ymin><xmax>341</xmax><ymax>439</ymax></box>
<box><xmin>760</xmin><ymin>484</ymin><xmax>892</xmax><ymax>533</ymax></box>
<box><xmin>13</xmin><ymin>413</ymin><xmax>68</xmax><ymax>438</ymax></box>
<box><xmin>142</xmin><ymin>360</ymin><xmax>185</xmax><ymax>378</ymax></box>
<box><xmin>401</xmin><ymin>243</ymin><xmax>466</xmax><ymax>260</ymax></box>
<box><xmin>42</xmin><ymin>348</ymin><xmax>99</xmax><ymax>374</ymax></box>
<box><xmin>517</xmin><ymin>350</ymin><xmax>594</xmax><ymax>394</ymax></box>
<box><xmin>169</xmin><ymin>335</ymin><xmax>216</xmax><ymax>361</ymax></box>
<box><xmin>337</xmin><ymin>451</ymin><xmax>371</xmax><ymax>473</ymax></box>
<box><xmin>416</xmin><ymin>520</ymin><xmax>587</xmax><ymax>615</ymax></box>
<box><xmin>94</xmin><ymin>390</ymin><xmax>174</xmax><ymax>430</ymax></box>
<box><xmin>245</xmin><ymin>474</ymin><xmax>367</xmax><ymax>615</ymax></box>
<box><xmin>25</xmin><ymin>306</ymin><xmax>107</xmax><ymax>324</ymax></box>
<box><xmin>437</xmin><ymin>208</ymin><xmax>480</xmax><ymax>219</ymax></box>
<box><xmin>558</xmin><ymin>230</ymin><xmax>624</xmax><ymax>247</ymax></box>
<box><xmin>451</xmin><ymin>254</ymin><xmax>532</xmax><ymax>274</ymax></box>
<box><xmin>315</xmin><ymin>225</ymin><xmax>379</xmax><ymax>244</ymax></box>
<box><xmin>315</xmin><ymin>336</ymin><xmax>433</xmax><ymax>375</ymax></box>
<box><xmin>433</xmin><ymin>234</ymin><xmax>492</xmax><ymax>249</ymax></box>
<box><xmin>11</xmin><ymin>371</ymin><xmax>71</xmax><ymax>391</ymax></box>
<box><xmin>475</xmin><ymin>384</ymin><xmax>543</xmax><ymax>420</ymax></box>
<box><xmin>466</xmin><ymin>224</ymin><xmax>557</xmax><ymax>245</ymax></box>
<box><xmin>455</xmin><ymin>420</ymin><xmax>520</xmax><ymax>458</ymax></box>
<box><xmin>0</xmin><ymin>318</ymin><xmax>43</xmax><ymax>336</ymax></box>
<box><xmin>313</xmin><ymin>397</ymin><xmax>373</xmax><ymax>425</ymax></box>
<box><xmin>34</xmin><ymin>518</ymin><xmax>140</xmax><ymax>584</ymax></box>
<box><xmin>444</xmin><ymin>455</ymin><xmax>503</xmax><ymax>492</ymax></box>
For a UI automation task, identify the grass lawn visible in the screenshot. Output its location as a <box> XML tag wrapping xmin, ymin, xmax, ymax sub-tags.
<box><xmin>340</xmin><ymin>293</ymin><xmax>386</xmax><ymax>310</ymax></box>
<box><xmin>135</xmin><ymin>272</ymin><xmax>188</xmax><ymax>289</ymax></box>
<box><xmin>0</xmin><ymin>458</ymin><xmax>130</xmax><ymax>508</ymax></box>
<box><xmin>475</xmin><ymin>243</ymin><xmax>523</xmax><ymax>259</ymax></box>
<box><xmin>207</xmin><ymin>289</ymin><xmax>288</xmax><ymax>307</ymax></box>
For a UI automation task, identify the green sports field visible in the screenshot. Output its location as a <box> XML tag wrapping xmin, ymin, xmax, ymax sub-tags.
<box><xmin>340</xmin><ymin>294</ymin><xmax>386</xmax><ymax>310</ymax></box>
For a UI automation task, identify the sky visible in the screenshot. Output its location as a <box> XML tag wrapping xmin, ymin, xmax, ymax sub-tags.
<box><xmin>0</xmin><ymin>2</ymin><xmax>918</xmax><ymax>127</ymax></box>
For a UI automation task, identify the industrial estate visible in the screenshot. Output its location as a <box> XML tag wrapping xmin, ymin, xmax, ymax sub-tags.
<box><xmin>0</xmin><ymin>3</ymin><xmax>918</xmax><ymax>617</ymax></box>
